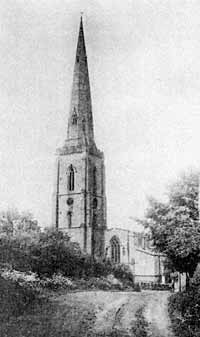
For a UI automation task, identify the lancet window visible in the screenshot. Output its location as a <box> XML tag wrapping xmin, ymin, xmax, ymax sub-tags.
<box><xmin>93</xmin><ymin>166</ymin><xmax>97</xmax><ymax>192</ymax></box>
<box><xmin>72</xmin><ymin>108</ymin><xmax>78</xmax><ymax>125</ymax></box>
<box><xmin>110</xmin><ymin>236</ymin><xmax>121</xmax><ymax>264</ymax></box>
<box><xmin>68</xmin><ymin>165</ymin><xmax>75</xmax><ymax>191</ymax></box>
<box><xmin>67</xmin><ymin>211</ymin><xmax>72</xmax><ymax>228</ymax></box>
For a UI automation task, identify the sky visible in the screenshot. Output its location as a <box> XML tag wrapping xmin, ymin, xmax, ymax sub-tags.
<box><xmin>0</xmin><ymin>0</ymin><xmax>200</xmax><ymax>230</ymax></box>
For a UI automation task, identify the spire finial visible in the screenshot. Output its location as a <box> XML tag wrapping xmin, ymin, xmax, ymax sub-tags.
<box><xmin>79</xmin><ymin>12</ymin><xmax>84</xmax><ymax>31</ymax></box>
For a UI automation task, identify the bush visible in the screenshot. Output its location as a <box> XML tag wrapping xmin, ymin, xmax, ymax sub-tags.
<box><xmin>0</xmin><ymin>229</ymin><xmax>137</xmax><ymax>288</ymax></box>
<box><xmin>29</xmin><ymin>230</ymin><xmax>83</xmax><ymax>278</ymax></box>
<box><xmin>168</xmin><ymin>266</ymin><xmax>200</xmax><ymax>336</ymax></box>
<box><xmin>133</xmin><ymin>283</ymin><xmax>141</xmax><ymax>292</ymax></box>
<box><xmin>39</xmin><ymin>274</ymin><xmax>76</xmax><ymax>290</ymax></box>
<box><xmin>106</xmin><ymin>274</ymin><xmax>123</xmax><ymax>290</ymax></box>
<box><xmin>169</xmin><ymin>287</ymin><xmax>200</xmax><ymax>337</ymax></box>
<box><xmin>191</xmin><ymin>263</ymin><xmax>200</xmax><ymax>287</ymax></box>
<box><xmin>87</xmin><ymin>277</ymin><xmax>112</xmax><ymax>290</ymax></box>
<box><xmin>112</xmin><ymin>264</ymin><xmax>134</xmax><ymax>286</ymax></box>
<box><xmin>1</xmin><ymin>269</ymin><xmax>35</xmax><ymax>282</ymax></box>
<box><xmin>0</xmin><ymin>236</ymin><xmax>31</xmax><ymax>272</ymax></box>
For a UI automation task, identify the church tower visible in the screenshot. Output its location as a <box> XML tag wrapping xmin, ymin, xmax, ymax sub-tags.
<box><xmin>52</xmin><ymin>17</ymin><xmax>107</xmax><ymax>257</ymax></box>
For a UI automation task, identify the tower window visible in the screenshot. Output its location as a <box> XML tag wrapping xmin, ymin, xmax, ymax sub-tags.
<box><xmin>72</xmin><ymin>115</ymin><xmax>77</xmax><ymax>125</ymax></box>
<box><xmin>68</xmin><ymin>165</ymin><xmax>75</xmax><ymax>191</ymax></box>
<box><xmin>82</xmin><ymin>118</ymin><xmax>86</xmax><ymax>132</ymax></box>
<box><xmin>93</xmin><ymin>198</ymin><xmax>98</xmax><ymax>209</ymax></box>
<box><xmin>93</xmin><ymin>212</ymin><xmax>97</xmax><ymax>227</ymax></box>
<box><xmin>67</xmin><ymin>211</ymin><xmax>72</xmax><ymax>228</ymax></box>
<box><xmin>93</xmin><ymin>166</ymin><xmax>97</xmax><ymax>192</ymax></box>
<box><xmin>110</xmin><ymin>236</ymin><xmax>120</xmax><ymax>264</ymax></box>
<box><xmin>72</xmin><ymin>108</ymin><xmax>78</xmax><ymax>125</ymax></box>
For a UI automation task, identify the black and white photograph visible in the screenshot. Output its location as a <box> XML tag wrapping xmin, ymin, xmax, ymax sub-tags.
<box><xmin>0</xmin><ymin>1</ymin><xmax>200</xmax><ymax>336</ymax></box>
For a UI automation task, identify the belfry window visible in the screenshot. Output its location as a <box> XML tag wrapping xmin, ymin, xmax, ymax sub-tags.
<box><xmin>67</xmin><ymin>211</ymin><xmax>72</xmax><ymax>228</ymax></box>
<box><xmin>68</xmin><ymin>165</ymin><xmax>75</xmax><ymax>191</ymax></box>
<box><xmin>110</xmin><ymin>236</ymin><xmax>120</xmax><ymax>264</ymax></box>
<box><xmin>82</xmin><ymin>118</ymin><xmax>86</xmax><ymax>132</ymax></box>
<box><xmin>93</xmin><ymin>166</ymin><xmax>97</xmax><ymax>192</ymax></box>
<box><xmin>72</xmin><ymin>108</ymin><xmax>78</xmax><ymax>125</ymax></box>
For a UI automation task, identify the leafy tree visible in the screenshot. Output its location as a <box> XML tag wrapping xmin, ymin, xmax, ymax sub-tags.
<box><xmin>140</xmin><ymin>171</ymin><xmax>200</xmax><ymax>280</ymax></box>
<box><xmin>0</xmin><ymin>208</ymin><xmax>41</xmax><ymax>270</ymax></box>
<box><xmin>29</xmin><ymin>229</ymin><xmax>83</xmax><ymax>277</ymax></box>
<box><xmin>0</xmin><ymin>208</ymin><xmax>40</xmax><ymax>239</ymax></box>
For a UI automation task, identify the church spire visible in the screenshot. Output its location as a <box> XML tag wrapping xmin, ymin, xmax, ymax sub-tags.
<box><xmin>67</xmin><ymin>17</ymin><xmax>94</xmax><ymax>146</ymax></box>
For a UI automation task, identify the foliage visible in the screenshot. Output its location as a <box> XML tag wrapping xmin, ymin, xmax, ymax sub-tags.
<box><xmin>112</xmin><ymin>263</ymin><xmax>134</xmax><ymax>283</ymax></box>
<box><xmin>0</xmin><ymin>222</ymin><xmax>136</xmax><ymax>287</ymax></box>
<box><xmin>29</xmin><ymin>229</ymin><xmax>82</xmax><ymax>277</ymax></box>
<box><xmin>139</xmin><ymin>282</ymin><xmax>170</xmax><ymax>290</ymax></box>
<box><xmin>0</xmin><ymin>235</ymin><xmax>32</xmax><ymax>271</ymax></box>
<box><xmin>0</xmin><ymin>208</ymin><xmax>40</xmax><ymax>239</ymax></box>
<box><xmin>39</xmin><ymin>273</ymin><xmax>77</xmax><ymax>290</ymax></box>
<box><xmin>168</xmin><ymin>264</ymin><xmax>200</xmax><ymax>337</ymax></box>
<box><xmin>169</xmin><ymin>288</ymin><xmax>200</xmax><ymax>337</ymax></box>
<box><xmin>80</xmin><ymin>255</ymin><xmax>113</xmax><ymax>278</ymax></box>
<box><xmin>86</xmin><ymin>276</ymin><xmax>116</xmax><ymax>290</ymax></box>
<box><xmin>0</xmin><ymin>209</ymin><xmax>41</xmax><ymax>271</ymax></box>
<box><xmin>191</xmin><ymin>263</ymin><xmax>200</xmax><ymax>287</ymax></box>
<box><xmin>1</xmin><ymin>268</ymin><xmax>38</xmax><ymax>285</ymax></box>
<box><xmin>139</xmin><ymin>171</ymin><xmax>200</xmax><ymax>277</ymax></box>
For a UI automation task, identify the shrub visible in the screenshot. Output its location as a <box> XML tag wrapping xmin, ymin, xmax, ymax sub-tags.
<box><xmin>29</xmin><ymin>230</ymin><xmax>83</xmax><ymax>277</ymax></box>
<box><xmin>191</xmin><ymin>263</ymin><xmax>200</xmax><ymax>287</ymax></box>
<box><xmin>112</xmin><ymin>264</ymin><xmax>134</xmax><ymax>283</ymax></box>
<box><xmin>133</xmin><ymin>283</ymin><xmax>141</xmax><ymax>292</ymax></box>
<box><xmin>106</xmin><ymin>274</ymin><xmax>123</xmax><ymax>290</ymax></box>
<box><xmin>0</xmin><ymin>229</ymin><xmax>136</xmax><ymax>287</ymax></box>
<box><xmin>0</xmin><ymin>236</ymin><xmax>31</xmax><ymax>272</ymax></box>
<box><xmin>1</xmin><ymin>268</ymin><xmax>38</xmax><ymax>283</ymax></box>
<box><xmin>39</xmin><ymin>274</ymin><xmax>76</xmax><ymax>290</ymax></box>
<box><xmin>87</xmin><ymin>277</ymin><xmax>112</xmax><ymax>290</ymax></box>
<box><xmin>92</xmin><ymin>259</ymin><xmax>113</xmax><ymax>278</ymax></box>
<box><xmin>169</xmin><ymin>287</ymin><xmax>200</xmax><ymax>337</ymax></box>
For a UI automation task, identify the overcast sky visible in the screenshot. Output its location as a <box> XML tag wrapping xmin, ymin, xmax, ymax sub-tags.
<box><xmin>0</xmin><ymin>0</ymin><xmax>200</xmax><ymax>230</ymax></box>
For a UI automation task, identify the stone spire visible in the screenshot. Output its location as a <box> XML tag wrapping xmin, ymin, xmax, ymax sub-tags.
<box><xmin>67</xmin><ymin>17</ymin><xmax>94</xmax><ymax>146</ymax></box>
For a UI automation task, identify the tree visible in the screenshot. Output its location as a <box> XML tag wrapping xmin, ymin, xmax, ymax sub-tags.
<box><xmin>0</xmin><ymin>208</ymin><xmax>40</xmax><ymax>239</ymax></box>
<box><xmin>0</xmin><ymin>208</ymin><xmax>41</xmax><ymax>270</ymax></box>
<box><xmin>29</xmin><ymin>229</ymin><xmax>83</xmax><ymax>277</ymax></box>
<box><xmin>139</xmin><ymin>171</ymin><xmax>200</xmax><ymax>281</ymax></box>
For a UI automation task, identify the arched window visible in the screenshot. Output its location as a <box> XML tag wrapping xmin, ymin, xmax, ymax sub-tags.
<box><xmin>72</xmin><ymin>115</ymin><xmax>77</xmax><ymax>125</ymax></box>
<box><xmin>110</xmin><ymin>236</ymin><xmax>120</xmax><ymax>264</ymax></box>
<box><xmin>82</xmin><ymin>118</ymin><xmax>86</xmax><ymax>132</ymax></box>
<box><xmin>68</xmin><ymin>165</ymin><xmax>75</xmax><ymax>191</ymax></box>
<box><xmin>93</xmin><ymin>166</ymin><xmax>97</xmax><ymax>192</ymax></box>
<box><xmin>67</xmin><ymin>211</ymin><xmax>72</xmax><ymax>228</ymax></box>
<box><xmin>72</xmin><ymin>108</ymin><xmax>77</xmax><ymax>125</ymax></box>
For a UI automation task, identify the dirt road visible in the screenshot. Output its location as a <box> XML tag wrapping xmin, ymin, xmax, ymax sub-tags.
<box><xmin>53</xmin><ymin>290</ymin><xmax>174</xmax><ymax>337</ymax></box>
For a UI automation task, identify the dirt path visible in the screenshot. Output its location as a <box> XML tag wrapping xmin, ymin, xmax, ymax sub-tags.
<box><xmin>144</xmin><ymin>291</ymin><xmax>174</xmax><ymax>337</ymax></box>
<box><xmin>54</xmin><ymin>290</ymin><xmax>174</xmax><ymax>337</ymax></box>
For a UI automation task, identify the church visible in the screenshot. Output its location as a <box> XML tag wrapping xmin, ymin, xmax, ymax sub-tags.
<box><xmin>52</xmin><ymin>17</ymin><xmax>165</xmax><ymax>284</ymax></box>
